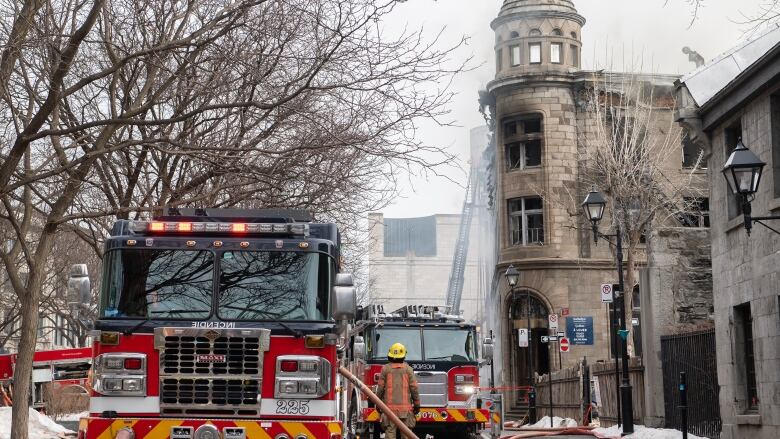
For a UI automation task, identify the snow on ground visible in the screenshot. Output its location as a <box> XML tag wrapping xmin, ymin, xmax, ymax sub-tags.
<box><xmin>527</xmin><ymin>416</ymin><xmax>579</xmax><ymax>428</ymax></box>
<box><xmin>593</xmin><ymin>424</ymin><xmax>708</xmax><ymax>439</ymax></box>
<box><xmin>55</xmin><ymin>411</ymin><xmax>88</xmax><ymax>422</ymax></box>
<box><xmin>517</xmin><ymin>416</ymin><xmax>708</xmax><ymax>439</ymax></box>
<box><xmin>0</xmin><ymin>407</ymin><xmax>73</xmax><ymax>439</ymax></box>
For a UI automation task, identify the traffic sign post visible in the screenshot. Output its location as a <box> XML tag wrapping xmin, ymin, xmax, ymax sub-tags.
<box><xmin>559</xmin><ymin>337</ymin><xmax>570</xmax><ymax>353</ymax></box>
<box><xmin>601</xmin><ymin>283</ymin><xmax>613</xmax><ymax>303</ymax></box>
<box><xmin>518</xmin><ymin>328</ymin><xmax>528</xmax><ymax>347</ymax></box>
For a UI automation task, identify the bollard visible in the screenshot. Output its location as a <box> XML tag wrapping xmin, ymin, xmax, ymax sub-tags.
<box><xmin>679</xmin><ymin>372</ymin><xmax>688</xmax><ymax>439</ymax></box>
<box><xmin>490</xmin><ymin>393</ymin><xmax>503</xmax><ymax>439</ymax></box>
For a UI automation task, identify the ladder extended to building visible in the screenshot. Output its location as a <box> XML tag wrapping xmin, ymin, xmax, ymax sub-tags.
<box><xmin>445</xmin><ymin>171</ymin><xmax>474</xmax><ymax>314</ymax></box>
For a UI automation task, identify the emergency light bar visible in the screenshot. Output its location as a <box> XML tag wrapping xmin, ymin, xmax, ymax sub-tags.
<box><xmin>129</xmin><ymin>220</ymin><xmax>309</xmax><ymax>237</ymax></box>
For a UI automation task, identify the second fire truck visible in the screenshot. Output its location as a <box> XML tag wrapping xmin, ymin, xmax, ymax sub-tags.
<box><xmin>345</xmin><ymin>305</ymin><xmax>489</xmax><ymax>439</ymax></box>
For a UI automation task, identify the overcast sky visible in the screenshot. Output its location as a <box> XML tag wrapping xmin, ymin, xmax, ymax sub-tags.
<box><xmin>380</xmin><ymin>0</ymin><xmax>769</xmax><ymax>218</ymax></box>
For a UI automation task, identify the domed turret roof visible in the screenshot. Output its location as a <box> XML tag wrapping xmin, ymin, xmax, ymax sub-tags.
<box><xmin>493</xmin><ymin>0</ymin><xmax>584</xmax><ymax>29</ymax></box>
<box><xmin>499</xmin><ymin>0</ymin><xmax>578</xmax><ymax>16</ymax></box>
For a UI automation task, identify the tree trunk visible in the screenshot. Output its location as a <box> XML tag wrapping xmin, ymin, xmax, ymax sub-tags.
<box><xmin>10</xmin><ymin>273</ymin><xmax>46</xmax><ymax>439</ymax></box>
<box><xmin>624</xmin><ymin>231</ymin><xmax>638</xmax><ymax>357</ymax></box>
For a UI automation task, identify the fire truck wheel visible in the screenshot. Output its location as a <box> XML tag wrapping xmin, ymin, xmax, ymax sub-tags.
<box><xmin>345</xmin><ymin>401</ymin><xmax>363</xmax><ymax>439</ymax></box>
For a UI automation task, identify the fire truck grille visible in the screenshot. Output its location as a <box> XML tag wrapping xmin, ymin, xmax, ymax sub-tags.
<box><xmin>415</xmin><ymin>371</ymin><xmax>448</xmax><ymax>407</ymax></box>
<box><xmin>155</xmin><ymin>328</ymin><xmax>270</xmax><ymax>418</ymax></box>
<box><xmin>160</xmin><ymin>336</ymin><xmax>261</xmax><ymax>375</ymax></box>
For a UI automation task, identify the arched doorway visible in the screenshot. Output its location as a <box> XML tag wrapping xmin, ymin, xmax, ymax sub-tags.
<box><xmin>507</xmin><ymin>290</ymin><xmax>551</xmax><ymax>391</ymax></box>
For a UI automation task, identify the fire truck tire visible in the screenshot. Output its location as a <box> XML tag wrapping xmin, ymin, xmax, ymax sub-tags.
<box><xmin>345</xmin><ymin>400</ymin><xmax>364</xmax><ymax>439</ymax></box>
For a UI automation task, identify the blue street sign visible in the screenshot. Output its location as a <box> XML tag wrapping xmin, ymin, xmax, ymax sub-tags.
<box><xmin>565</xmin><ymin>316</ymin><xmax>594</xmax><ymax>345</ymax></box>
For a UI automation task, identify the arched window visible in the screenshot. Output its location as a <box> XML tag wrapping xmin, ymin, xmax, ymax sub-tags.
<box><xmin>509</xmin><ymin>31</ymin><xmax>519</xmax><ymax>39</ymax></box>
<box><xmin>570</xmin><ymin>31</ymin><xmax>578</xmax><ymax>39</ymax></box>
<box><xmin>529</xmin><ymin>29</ymin><xmax>541</xmax><ymax>37</ymax></box>
<box><xmin>552</xmin><ymin>28</ymin><xmax>563</xmax><ymax>36</ymax></box>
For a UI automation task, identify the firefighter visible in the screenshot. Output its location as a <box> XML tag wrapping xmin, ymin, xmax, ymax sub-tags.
<box><xmin>376</xmin><ymin>342</ymin><xmax>420</xmax><ymax>439</ymax></box>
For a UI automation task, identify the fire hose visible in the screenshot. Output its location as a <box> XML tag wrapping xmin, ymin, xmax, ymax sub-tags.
<box><xmin>338</xmin><ymin>366</ymin><xmax>420</xmax><ymax>439</ymax></box>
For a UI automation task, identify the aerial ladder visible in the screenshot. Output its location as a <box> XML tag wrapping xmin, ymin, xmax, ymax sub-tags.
<box><xmin>445</xmin><ymin>171</ymin><xmax>475</xmax><ymax>314</ymax></box>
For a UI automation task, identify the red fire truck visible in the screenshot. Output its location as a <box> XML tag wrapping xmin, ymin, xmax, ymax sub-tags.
<box><xmin>75</xmin><ymin>209</ymin><xmax>356</xmax><ymax>439</ymax></box>
<box><xmin>0</xmin><ymin>347</ymin><xmax>92</xmax><ymax>408</ymax></box>
<box><xmin>345</xmin><ymin>305</ymin><xmax>489</xmax><ymax>439</ymax></box>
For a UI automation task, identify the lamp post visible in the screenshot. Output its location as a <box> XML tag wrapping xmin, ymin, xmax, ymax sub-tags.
<box><xmin>505</xmin><ymin>265</ymin><xmax>535</xmax><ymax>423</ymax></box>
<box><xmin>582</xmin><ymin>186</ymin><xmax>634</xmax><ymax>434</ymax></box>
<box><xmin>722</xmin><ymin>138</ymin><xmax>780</xmax><ymax>235</ymax></box>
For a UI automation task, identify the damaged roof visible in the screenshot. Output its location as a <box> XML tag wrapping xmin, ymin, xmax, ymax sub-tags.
<box><xmin>680</xmin><ymin>23</ymin><xmax>780</xmax><ymax>108</ymax></box>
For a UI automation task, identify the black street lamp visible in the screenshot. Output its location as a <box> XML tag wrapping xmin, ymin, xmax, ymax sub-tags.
<box><xmin>505</xmin><ymin>264</ymin><xmax>536</xmax><ymax>423</ymax></box>
<box><xmin>723</xmin><ymin>138</ymin><xmax>780</xmax><ymax>235</ymax></box>
<box><xmin>582</xmin><ymin>187</ymin><xmax>634</xmax><ymax>435</ymax></box>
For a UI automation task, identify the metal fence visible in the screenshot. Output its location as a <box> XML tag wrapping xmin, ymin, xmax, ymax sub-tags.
<box><xmin>661</xmin><ymin>329</ymin><xmax>721</xmax><ymax>438</ymax></box>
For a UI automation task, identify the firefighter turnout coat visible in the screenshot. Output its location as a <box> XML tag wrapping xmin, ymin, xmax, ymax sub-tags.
<box><xmin>376</xmin><ymin>362</ymin><xmax>420</xmax><ymax>417</ymax></box>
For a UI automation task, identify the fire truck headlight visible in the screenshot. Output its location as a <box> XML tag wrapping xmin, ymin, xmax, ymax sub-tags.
<box><xmin>94</xmin><ymin>353</ymin><xmax>147</xmax><ymax>396</ymax></box>
<box><xmin>122</xmin><ymin>378</ymin><xmax>143</xmax><ymax>392</ymax></box>
<box><xmin>102</xmin><ymin>378</ymin><xmax>123</xmax><ymax>392</ymax></box>
<box><xmin>455</xmin><ymin>385</ymin><xmax>475</xmax><ymax>395</ymax></box>
<box><xmin>298</xmin><ymin>380</ymin><xmax>318</xmax><ymax>395</ymax></box>
<box><xmin>278</xmin><ymin>380</ymin><xmax>299</xmax><ymax>394</ymax></box>
<box><xmin>275</xmin><ymin>355</ymin><xmax>331</xmax><ymax>398</ymax></box>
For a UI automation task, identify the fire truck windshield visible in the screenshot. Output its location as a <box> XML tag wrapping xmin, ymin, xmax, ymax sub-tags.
<box><xmin>100</xmin><ymin>248</ymin><xmax>333</xmax><ymax>321</ymax></box>
<box><xmin>101</xmin><ymin>249</ymin><xmax>213</xmax><ymax>319</ymax></box>
<box><xmin>372</xmin><ymin>327</ymin><xmax>477</xmax><ymax>362</ymax></box>
<box><xmin>217</xmin><ymin>251</ymin><xmax>331</xmax><ymax>320</ymax></box>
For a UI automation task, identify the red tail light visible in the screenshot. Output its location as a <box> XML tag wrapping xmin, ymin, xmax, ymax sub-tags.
<box><xmin>123</xmin><ymin>358</ymin><xmax>142</xmax><ymax>370</ymax></box>
<box><xmin>280</xmin><ymin>360</ymin><xmax>298</xmax><ymax>372</ymax></box>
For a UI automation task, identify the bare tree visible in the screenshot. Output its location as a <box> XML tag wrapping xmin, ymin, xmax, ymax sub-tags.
<box><xmin>576</xmin><ymin>72</ymin><xmax>705</xmax><ymax>353</ymax></box>
<box><xmin>0</xmin><ymin>0</ymin><xmax>466</xmax><ymax>436</ymax></box>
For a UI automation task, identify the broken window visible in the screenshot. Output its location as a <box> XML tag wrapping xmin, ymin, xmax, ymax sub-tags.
<box><xmin>508</xmin><ymin>197</ymin><xmax>544</xmax><ymax>245</ymax></box>
<box><xmin>504</xmin><ymin>116</ymin><xmax>543</xmax><ymax>170</ymax></box>
<box><xmin>682</xmin><ymin>132</ymin><xmax>705</xmax><ymax>168</ymax></box>
<box><xmin>550</xmin><ymin>43</ymin><xmax>562</xmax><ymax>63</ymax></box>
<box><xmin>529</xmin><ymin>43</ymin><xmax>541</xmax><ymax>64</ymax></box>
<box><xmin>680</xmin><ymin>197</ymin><xmax>710</xmax><ymax>227</ymax></box>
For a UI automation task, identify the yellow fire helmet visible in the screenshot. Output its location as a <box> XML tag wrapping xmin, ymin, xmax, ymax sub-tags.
<box><xmin>388</xmin><ymin>342</ymin><xmax>407</xmax><ymax>359</ymax></box>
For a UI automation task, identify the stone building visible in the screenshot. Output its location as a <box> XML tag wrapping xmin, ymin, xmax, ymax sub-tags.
<box><xmin>480</xmin><ymin>0</ymin><xmax>710</xmax><ymax>412</ymax></box>
<box><xmin>675</xmin><ymin>25</ymin><xmax>780</xmax><ymax>439</ymax></box>
<box><xmin>367</xmin><ymin>213</ymin><xmax>482</xmax><ymax>322</ymax></box>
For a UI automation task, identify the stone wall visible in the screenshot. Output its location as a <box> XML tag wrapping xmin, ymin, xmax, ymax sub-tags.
<box><xmin>706</xmin><ymin>82</ymin><xmax>780</xmax><ymax>439</ymax></box>
<box><xmin>640</xmin><ymin>227</ymin><xmax>714</xmax><ymax>427</ymax></box>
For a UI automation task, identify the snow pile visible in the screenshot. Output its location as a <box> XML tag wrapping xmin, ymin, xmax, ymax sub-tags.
<box><xmin>56</xmin><ymin>411</ymin><xmax>88</xmax><ymax>422</ymax></box>
<box><xmin>594</xmin><ymin>424</ymin><xmax>708</xmax><ymax>439</ymax></box>
<box><xmin>0</xmin><ymin>407</ymin><xmax>73</xmax><ymax>439</ymax></box>
<box><xmin>526</xmin><ymin>416</ymin><xmax>579</xmax><ymax>428</ymax></box>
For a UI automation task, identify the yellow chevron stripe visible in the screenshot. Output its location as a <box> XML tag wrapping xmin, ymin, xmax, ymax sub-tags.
<box><xmin>474</xmin><ymin>410</ymin><xmax>488</xmax><ymax>422</ymax></box>
<box><xmin>492</xmin><ymin>413</ymin><xmax>501</xmax><ymax>424</ymax></box>
<box><xmin>448</xmin><ymin>409</ymin><xmax>467</xmax><ymax>422</ymax></box>
<box><xmin>366</xmin><ymin>410</ymin><xmax>380</xmax><ymax>422</ymax></box>
<box><xmin>282</xmin><ymin>422</ymin><xmax>317</xmax><ymax>438</ymax></box>
<box><xmin>144</xmin><ymin>420</ymin><xmax>184</xmax><ymax>439</ymax></box>
<box><xmin>234</xmin><ymin>421</ymin><xmax>273</xmax><ymax>439</ymax></box>
<box><xmin>326</xmin><ymin>422</ymin><xmax>342</xmax><ymax>434</ymax></box>
<box><xmin>96</xmin><ymin>420</ymin><xmax>137</xmax><ymax>439</ymax></box>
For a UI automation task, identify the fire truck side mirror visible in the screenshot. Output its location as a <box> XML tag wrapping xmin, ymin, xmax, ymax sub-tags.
<box><xmin>353</xmin><ymin>336</ymin><xmax>366</xmax><ymax>360</ymax></box>
<box><xmin>67</xmin><ymin>264</ymin><xmax>91</xmax><ymax>307</ymax></box>
<box><xmin>482</xmin><ymin>337</ymin><xmax>494</xmax><ymax>363</ymax></box>
<box><xmin>332</xmin><ymin>273</ymin><xmax>356</xmax><ymax>321</ymax></box>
